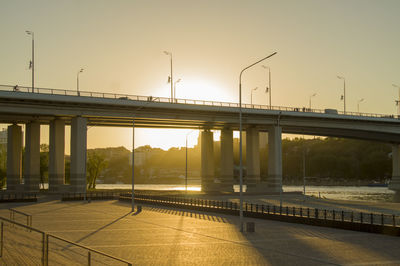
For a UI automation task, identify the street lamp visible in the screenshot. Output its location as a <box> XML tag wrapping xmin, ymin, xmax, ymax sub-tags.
<box><xmin>239</xmin><ymin>52</ymin><xmax>277</xmax><ymax>232</ymax></box>
<box><xmin>357</xmin><ymin>98</ymin><xmax>364</xmax><ymax>113</ymax></box>
<box><xmin>309</xmin><ymin>93</ymin><xmax>317</xmax><ymax>109</ymax></box>
<box><xmin>393</xmin><ymin>84</ymin><xmax>400</xmax><ymax>116</ymax></box>
<box><xmin>26</xmin><ymin>30</ymin><xmax>34</xmax><ymax>93</ymax></box>
<box><xmin>337</xmin><ymin>76</ymin><xmax>346</xmax><ymax>114</ymax></box>
<box><xmin>261</xmin><ymin>65</ymin><xmax>271</xmax><ymax>109</ymax></box>
<box><xmin>174</xmin><ymin>78</ymin><xmax>181</xmax><ymax>101</ymax></box>
<box><xmin>77</xmin><ymin>68</ymin><xmax>84</xmax><ymax>96</ymax></box>
<box><xmin>250</xmin><ymin>87</ymin><xmax>258</xmax><ymax>105</ymax></box>
<box><xmin>164</xmin><ymin>51</ymin><xmax>173</xmax><ymax>102</ymax></box>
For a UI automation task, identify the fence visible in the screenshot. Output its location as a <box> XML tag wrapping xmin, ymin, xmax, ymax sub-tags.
<box><xmin>0</xmin><ymin>216</ymin><xmax>132</xmax><ymax>265</ymax></box>
<box><xmin>0</xmin><ymin>193</ymin><xmax>37</xmax><ymax>203</ymax></box>
<box><xmin>62</xmin><ymin>192</ymin><xmax>120</xmax><ymax>201</ymax></box>
<box><xmin>9</xmin><ymin>208</ymin><xmax>32</xmax><ymax>227</ymax></box>
<box><xmin>119</xmin><ymin>193</ymin><xmax>400</xmax><ymax>236</ymax></box>
<box><xmin>1</xmin><ymin>84</ymin><xmax>398</xmax><ymax>120</ymax></box>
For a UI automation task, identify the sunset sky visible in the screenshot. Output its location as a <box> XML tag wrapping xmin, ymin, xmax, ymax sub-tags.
<box><xmin>1</xmin><ymin>0</ymin><xmax>399</xmax><ymax>152</ymax></box>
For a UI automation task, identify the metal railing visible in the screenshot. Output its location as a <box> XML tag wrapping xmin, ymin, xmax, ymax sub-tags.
<box><xmin>62</xmin><ymin>192</ymin><xmax>119</xmax><ymax>201</ymax></box>
<box><xmin>1</xmin><ymin>84</ymin><xmax>398</xmax><ymax>120</ymax></box>
<box><xmin>0</xmin><ymin>193</ymin><xmax>37</xmax><ymax>202</ymax></box>
<box><xmin>120</xmin><ymin>193</ymin><xmax>400</xmax><ymax>228</ymax></box>
<box><xmin>0</xmin><ymin>216</ymin><xmax>132</xmax><ymax>265</ymax></box>
<box><xmin>9</xmin><ymin>208</ymin><xmax>32</xmax><ymax>227</ymax></box>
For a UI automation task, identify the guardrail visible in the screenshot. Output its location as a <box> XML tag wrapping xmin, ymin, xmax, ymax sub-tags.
<box><xmin>9</xmin><ymin>208</ymin><xmax>32</xmax><ymax>227</ymax></box>
<box><xmin>0</xmin><ymin>84</ymin><xmax>397</xmax><ymax>120</ymax></box>
<box><xmin>0</xmin><ymin>216</ymin><xmax>132</xmax><ymax>265</ymax></box>
<box><xmin>61</xmin><ymin>192</ymin><xmax>119</xmax><ymax>201</ymax></box>
<box><xmin>119</xmin><ymin>193</ymin><xmax>400</xmax><ymax>236</ymax></box>
<box><xmin>0</xmin><ymin>193</ymin><xmax>37</xmax><ymax>203</ymax></box>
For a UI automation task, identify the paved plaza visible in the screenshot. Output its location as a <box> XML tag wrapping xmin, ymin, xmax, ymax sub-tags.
<box><xmin>1</xmin><ymin>198</ymin><xmax>400</xmax><ymax>265</ymax></box>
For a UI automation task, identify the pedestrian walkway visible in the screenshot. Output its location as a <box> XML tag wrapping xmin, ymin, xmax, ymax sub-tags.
<box><xmin>1</xmin><ymin>199</ymin><xmax>400</xmax><ymax>265</ymax></box>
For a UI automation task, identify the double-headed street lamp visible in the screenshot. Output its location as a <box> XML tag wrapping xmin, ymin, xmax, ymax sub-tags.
<box><xmin>357</xmin><ymin>98</ymin><xmax>364</xmax><ymax>113</ymax></box>
<box><xmin>174</xmin><ymin>78</ymin><xmax>181</xmax><ymax>101</ymax></box>
<box><xmin>393</xmin><ymin>84</ymin><xmax>400</xmax><ymax>116</ymax></box>
<box><xmin>239</xmin><ymin>52</ymin><xmax>277</xmax><ymax>232</ymax></box>
<box><xmin>309</xmin><ymin>93</ymin><xmax>317</xmax><ymax>109</ymax></box>
<box><xmin>77</xmin><ymin>68</ymin><xmax>84</xmax><ymax>96</ymax></box>
<box><xmin>337</xmin><ymin>76</ymin><xmax>346</xmax><ymax>114</ymax></box>
<box><xmin>261</xmin><ymin>65</ymin><xmax>272</xmax><ymax>109</ymax></box>
<box><xmin>25</xmin><ymin>30</ymin><xmax>34</xmax><ymax>93</ymax></box>
<box><xmin>164</xmin><ymin>51</ymin><xmax>173</xmax><ymax>101</ymax></box>
<box><xmin>251</xmin><ymin>87</ymin><xmax>258</xmax><ymax>105</ymax></box>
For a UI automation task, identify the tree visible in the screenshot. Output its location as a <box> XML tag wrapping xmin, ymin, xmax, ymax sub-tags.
<box><xmin>87</xmin><ymin>151</ymin><xmax>107</xmax><ymax>189</ymax></box>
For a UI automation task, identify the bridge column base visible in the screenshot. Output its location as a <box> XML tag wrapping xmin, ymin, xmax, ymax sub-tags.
<box><xmin>70</xmin><ymin>117</ymin><xmax>87</xmax><ymax>193</ymax></box>
<box><xmin>6</xmin><ymin>124</ymin><xmax>22</xmax><ymax>191</ymax></box>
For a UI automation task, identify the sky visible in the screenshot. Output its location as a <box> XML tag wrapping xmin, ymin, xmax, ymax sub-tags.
<box><xmin>1</xmin><ymin>0</ymin><xmax>399</xmax><ymax>152</ymax></box>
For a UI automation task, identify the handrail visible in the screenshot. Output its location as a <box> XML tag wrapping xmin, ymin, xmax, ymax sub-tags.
<box><xmin>47</xmin><ymin>234</ymin><xmax>132</xmax><ymax>265</ymax></box>
<box><xmin>0</xmin><ymin>84</ymin><xmax>398</xmax><ymax>120</ymax></box>
<box><xmin>9</xmin><ymin>208</ymin><xmax>32</xmax><ymax>227</ymax></box>
<box><xmin>0</xmin><ymin>216</ymin><xmax>132</xmax><ymax>265</ymax></box>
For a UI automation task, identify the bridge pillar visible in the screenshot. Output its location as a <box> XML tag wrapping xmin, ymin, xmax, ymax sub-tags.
<box><xmin>70</xmin><ymin>116</ymin><xmax>87</xmax><ymax>193</ymax></box>
<box><xmin>201</xmin><ymin>130</ymin><xmax>217</xmax><ymax>192</ymax></box>
<box><xmin>220</xmin><ymin>128</ymin><xmax>234</xmax><ymax>192</ymax></box>
<box><xmin>49</xmin><ymin>119</ymin><xmax>65</xmax><ymax>192</ymax></box>
<box><xmin>24</xmin><ymin>122</ymin><xmax>40</xmax><ymax>192</ymax></box>
<box><xmin>6</xmin><ymin>124</ymin><xmax>22</xmax><ymax>191</ymax></box>
<box><xmin>267</xmin><ymin>125</ymin><xmax>282</xmax><ymax>192</ymax></box>
<box><xmin>390</xmin><ymin>144</ymin><xmax>400</xmax><ymax>201</ymax></box>
<box><xmin>246</xmin><ymin>127</ymin><xmax>261</xmax><ymax>192</ymax></box>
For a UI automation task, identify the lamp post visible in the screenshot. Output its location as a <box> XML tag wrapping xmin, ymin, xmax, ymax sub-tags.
<box><xmin>337</xmin><ymin>76</ymin><xmax>346</xmax><ymax>114</ymax></box>
<box><xmin>164</xmin><ymin>51</ymin><xmax>173</xmax><ymax>101</ymax></box>
<box><xmin>174</xmin><ymin>78</ymin><xmax>181</xmax><ymax>101</ymax></box>
<box><xmin>309</xmin><ymin>93</ymin><xmax>317</xmax><ymax>109</ymax></box>
<box><xmin>393</xmin><ymin>84</ymin><xmax>400</xmax><ymax>116</ymax></box>
<box><xmin>357</xmin><ymin>98</ymin><xmax>364</xmax><ymax>113</ymax></box>
<box><xmin>131</xmin><ymin>120</ymin><xmax>135</xmax><ymax>212</ymax></box>
<box><xmin>77</xmin><ymin>68</ymin><xmax>84</xmax><ymax>96</ymax></box>
<box><xmin>261</xmin><ymin>65</ymin><xmax>271</xmax><ymax>109</ymax></box>
<box><xmin>25</xmin><ymin>30</ymin><xmax>34</xmax><ymax>93</ymax></box>
<box><xmin>239</xmin><ymin>52</ymin><xmax>277</xmax><ymax>232</ymax></box>
<box><xmin>250</xmin><ymin>87</ymin><xmax>258</xmax><ymax>105</ymax></box>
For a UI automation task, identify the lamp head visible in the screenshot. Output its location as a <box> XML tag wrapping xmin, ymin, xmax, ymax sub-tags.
<box><xmin>176</xmin><ymin>78</ymin><xmax>181</xmax><ymax>83</ymax></box>
<box><xmin>163</xmin><ymin>51</ymin><xmax>171</xmax><ymax>56</ymax></box>
<box><xmin>79</xmin><ymin>68</ymin><xmax>84</xmax><ymax>73</ymax></box>
<box><xmin>337</xmin><ymin>75</ymin><xmax>344</xmax><ymax>80</ymax></box>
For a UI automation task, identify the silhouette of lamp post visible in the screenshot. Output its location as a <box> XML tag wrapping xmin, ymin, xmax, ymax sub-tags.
<box><xmin>185</xmin><ymin>130</ymin><xmax>196</xmax><ymax>192</ymax></box>
<box><xmin>357</xmin><ymin>98</ymin><xmax>364</xmax><ymax>113</ymax></box>
<box><xmin>337</xmin><ymin>76</ymin><xmax>346</xmax><ymax>114</ymax></box>
<box><xmin>261</xmin><ymin>65</ymin><xmax>272</xmax><ymax>109</ymax></box>
<box><xmin>250</xmin><ymin>87</ymin><xmax>258</xmax><ymax>105</ymax></box>
<box><xmin>393</xmin><ymin>84</ymin><xmax>400</xmax><ymax>116</ymax></box>
<box><xmin>239</xmin><ymin>52</ymin><xmax>277</xmax><ymax>232</ymax></box>
<box><xmin>164</xmin><ymin>51</ymin><xmax>173</xmax><ymax>102</ymax></box>
<box><xmin>174</xmin><ymin>78</ymin><xmax>181</xmax><ymax>101</ymax></box>
<box><xmin>77</xmin><ymin>68</ymin><xmax>84</xmax><ymax>96</ymax></box>
<box><xmin>309</xmin><ymin>93</ymin><xmax>316</xmax><ymax>109</ymax></box>
<box><xmin>26</xmin><ymin>30</ymin><xmax>34</xmax><ymax>93</ymax></box>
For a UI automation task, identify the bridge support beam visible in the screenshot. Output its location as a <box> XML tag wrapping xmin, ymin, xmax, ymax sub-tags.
<box><xmin>220</xmin><ymin>128</ymin><xmax>234</xmax><ymax>192</ymax></box>
<box><xmin>267</xmin><ymin>126</ymin><xmax>282</xmax><ymax>192</ymax></box>
<box><xmin>24</xmin><ymin>122</ymin><xmax>40</xmax><ymax>192</ymax></box>
<box><xmin>246</xmin><ymin>127</ymin><xmax>261</xmax><ymax>192</ymax></box>
<box><xmin>201</xmin><ymin>130</ymin><xmax>217</xmax><ymax>192</ymax></box>
<box><xmin>390</xmin><ymin>144</ymin><xmax>400</xmax><ymax>202</ymax></box>
<box><xmin>49</xmin><ymin>119</ymin><xmax>65</xmax><ymax>192</ymax></box>
<box><xmin>70</xmin><ymin>116</ymin><xmax>87</xmax><ymax>193</ymax></box>
<box><xmin>6</xmin><ymin>124</ymin><xmax>22</xmax><ymax>191</ymax></box>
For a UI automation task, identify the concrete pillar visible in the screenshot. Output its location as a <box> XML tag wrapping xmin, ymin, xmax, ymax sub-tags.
<box><xmin>201</xmin><ymin>130</ymin><xmax>216</xmax><ymax>192</ymax></box>
<box><xmin>70</xmin><ymin>116</ymin><xmax>87</xmax><ymax>193</ymax></box>
<box><xmin>6</xmin><ymin>124</ymin><xmax>22</xmax><ymax>190</ymax></box>
<box><xmin>389</xmin><ymin>144</ymin><xmax>400</xmax><ymax>201</ymax></box>
<box><xmin>24</xmin><ymin>122</ymin><xmax>40</xmax><ymax>192</ymax></box>
<box><xmin>267</xmin><ymin>125</ymin><xmax>282</xmax><ymax>192</ymax></box>
<box><xmin>220</xmin><ymin>129</ymin><xmax>234</xmax><ymax>192</ymax></box>
<box><xmin>246</xmin><ymin>127</ymin><xmax>260</xmax><ymax>189</ymax></box>
<box><xmin>49</xmin><ymin>119</ymin><xmax>65</xmax><ymax>192</ymax></box>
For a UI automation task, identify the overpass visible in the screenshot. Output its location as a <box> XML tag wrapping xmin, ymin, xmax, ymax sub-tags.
<box><xmin>1</xmin><ymin>84</ymin><xmax>400</xmax><ymax>195</ymax></box>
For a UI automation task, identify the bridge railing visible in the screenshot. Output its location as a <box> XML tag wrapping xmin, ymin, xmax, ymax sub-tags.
<box><xmin>0</xmin><ymin>84</ymin><xmax>397</xmax><ymax>120</ymax></box>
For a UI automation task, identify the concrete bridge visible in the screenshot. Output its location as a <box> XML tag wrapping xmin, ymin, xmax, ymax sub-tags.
<box><xmin>1</xmin><ymin>84</ymin><xmax>400</xmax><ymax>195</ymax></box>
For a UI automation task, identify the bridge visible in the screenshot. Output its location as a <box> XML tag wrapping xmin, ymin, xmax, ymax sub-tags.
<box><xmin>1</xmin><ymin>84</ymin><xmax>400</xmax><ymax>196</ymax></box>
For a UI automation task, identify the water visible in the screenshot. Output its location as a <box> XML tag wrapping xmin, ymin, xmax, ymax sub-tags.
<box><xmin>94</xmin><ymin>184</ymin><xmax>395</xmax><ymax>202</ymax></box>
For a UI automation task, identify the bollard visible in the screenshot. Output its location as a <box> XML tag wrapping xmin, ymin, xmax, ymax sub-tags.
<box><xmin>293</xmin><ymin>207</ymin><xmax>295</xmax><ymax>216</ymax></box>
<box><xmin>300</xmin><ymin>207</ymin><xmax>303</xmax><ymax>217</ymax></box>
<box><xmin>286</xmin><ymin>206</ymin><xmax>289</xmax><ymax>216</ymax></box>
<box><xmin>273</xmin><ymin>205</ymin><xmax>276</xmax><ymax>214</ymax></box>
<box><xmin>333</xmin><ymin>210</ymin><xmax>335</xmax><ymax>221</ymax></box>
<box><xmin>351</xmin><ymin>212</ymin><xmax>354</xmax><ymax>223</ymax></box>
<box><xmin>324</xmin><ymin>210</ymin><xmax>327</xmax><ymax>220</ymax></box>
<box><xmin>315</xmin><ymin>209</ymin><xmax>319</xmax><ymax>219</ymax></box>
<box><xmin>307</xmin><ymin>208</ymin><xmax>310</xmax><ymax>218</ymax></box>
<box><xmin>381</xmin><ymin>214</ymin><xmax>384</xmax><ymax>226</ymax></box>
<box><xmin>245</xmin><ymin>203</ymin><xmax>248</xmax><ymax>211</ymax></box>
<box><xmin>371</xmin><ymin>213</ymin><xmax>373</xmax><ymax>225</ymax></box>
<box><xmin>256</xmin><ymin>204</ymin><xmax>258</xmax><ymax>213</ymax></box>
<box><xmin>341</xmin><ymin>211</ymin><xmax>344</xmax><ymax>222</ymax></box>
<box><xmin>393</xmin><ymin>215</ymin><xmax>396</xmax><ymax>227</ymax></box>
<box><xmin>360</xmin><ymin>213</ymin><xmax>363</xmax><ymax>224</ymax></box>
<box><xmin>267</xmin><ymin>205</ymin><xmax>270</xmax><ymax>214</ymax></box>
<box><xmin>261</xmin><ymin>205</ymin><xmax>264</xmax><ymax>214</ymax></box>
